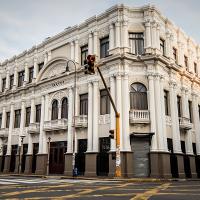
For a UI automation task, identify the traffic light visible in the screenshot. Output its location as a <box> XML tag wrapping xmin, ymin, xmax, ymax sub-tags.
<box><xmin>109</xmin><ymin>129</ymin><xmax>115</xmax><ymax>139</ymax></box>
<box><xmin>84</xmin><ymin>54</ymin><xmax>95</xmax><ymax>74</ymax></box>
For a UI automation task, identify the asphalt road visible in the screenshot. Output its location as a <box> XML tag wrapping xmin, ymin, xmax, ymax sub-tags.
<box><xmin>0</xmin><ymin>176</ymin><xmax>200</xmax><ymax>199</ymax></box>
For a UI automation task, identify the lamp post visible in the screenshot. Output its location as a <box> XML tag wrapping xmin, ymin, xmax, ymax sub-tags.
<box><xmin>47</xmin><ymin>136</ymin><xmax>51</xmax><ymax>176</ymax></box>
<box><xmin>66</xmin><ymin>59</ymin><xmax>77</xmax><ymax>176</ymax></box>
<box><xmin>18</xmin><ymin>135</ymin><xmax>25</xmax><ymax>174</ymax></box>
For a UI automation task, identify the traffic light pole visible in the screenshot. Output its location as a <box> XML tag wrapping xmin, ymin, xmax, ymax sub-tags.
<box><xmin>96</xmin><ymin>66</ymin><xmax>121</xmax><ymax>177</ymax></box>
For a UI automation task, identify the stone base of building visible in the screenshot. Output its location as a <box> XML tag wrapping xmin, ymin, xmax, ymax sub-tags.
<box><xmin>196</xmin><ymin>155</ymin><xmax>200</xmax><ymax>178</ymax></box>
<box><xmin>188</xmin><ymin>155</ymin><xmax>197</xmax><ymax>178</ymax></box>
<box><xmin>176</xmin><ymin>153</ymin><xmax>185</xmax><ymax>178</ymax></box>
<box><xmin>3</xmin><ymin>155</ymin><xmax>11</xmax><ymax>173</ymax></box>
<box><xmin>85</xmin><ymin>152</ymin><xmax>97</xmax><ymax>177</ymax></box>
<box><xmin>150</xmin><ymin>151</ymin><xmax>171</xmax><ymax>178</ymax></box>
<box><xmin>24</xmin><ymin>154</ymin><xmax>33</xmax><ymax>174</ymax></box>
<box><xmin>0</xmin><ymin>156</ymin><xmax>3</xmax><ymax>173</ymax></box>
<box><xmin>35</xmin><ymin>154</ymin><xmax>47</xmax><ymax>175</ymax></box>
<box><xmin>108</xmin><ymin>151</ymin><xmax>134</xmax><ymax>178</ymax></box>
<box><xmin>64</xmin><ymin>153</ymin><xmax>73</xmax><ymax>176</ymax></box>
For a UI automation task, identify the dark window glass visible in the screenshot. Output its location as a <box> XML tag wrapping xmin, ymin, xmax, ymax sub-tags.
<box><xmin>35</xmin><ymin>104</ymin><xmax>41</xmax><ymax>123</ymax></box>
<box><xmin>167</xmin><ymin>138</ymin><xmax>173</xmax><ymax>153</ymax></box>
<box><xmin>188</xmin><ymin>100</ymin><xmax>192</xmax><ymax>122</ymax></box>
<box><xmin>80</xmin><ymin>94</ymin><xmax>88</xmax><ymax>115</ymax></box>
<box><xmin>173</xmin><ymin>47</ymin><xmax>177</xmax><ymax>62</ymax></box>
<box><xmin>193</xmin><ymin>143</ymin><xmax>197</xmax><ymax>155</ymax></box>
<box><xmin>100</xmin><ymin>37</ymin><xmax>109</xmax><ymax>58</ymax></box>
<box><xmin>29</xmin><ymin>67</ymin><xmax>34</xmax><ymax>83</ymax></box>
<box><xmin>38</xmin><ymin>62</ymin><xmax>44</xmax><ymax>72</ymax></box>
<box><xmin>0</xmin><ymin>113</ymin><xmax>2</xmax><ymax>129</ymax></box>
<box><xmin>164</xmin><ymin>90</ymin><xmax>169</xmax><ymax>115</ymax></box>
<box><xmin>2</xmin><ymin>78</ymin><xmax>6</xmax><ymax>92</ymax></box>
<box><xmin>25</xmin><ymin>107</ymin><xmax>31</xmax><ymax>127</ymax></box>
<box><xmin>194</xmin><ymin>63</ymin><xmax>197</xmax><ymax>75</ymax></box>
<box><xmin>129</xmin><ymin>33</ymin><xmax>144</xmax><ymax>55</ymax></box>
<box><xmin>51</xmin><ymin>100</ymin><xmax>58</xmax><ymax>120</ymax></box>
<box><xmin>14</xmin><ymin>109</ymin><xmax>21</xmax><ymax>128</ymax></box>
<box><xmin>100</xmin><ymin>89</ymin><xmax>110</xmax><ymax>115</ymax></box>
<box><xmin>81</xmin><ymin>45</ymin><xmax>88</xmax><ymax>66</ymax></box>
<box><xmin>18</xmin><ymin>70</ymin><xmax>25</xmax><ymax>87</ymax></box>
<box><xmin>61</xmin><ymin>98</ymin><xmax>68</xmax><ymax>119</ymax></box>
<box><xmin>99</xmin><ymin>137</ymin><xmax>110</xmax><ymax>152</ymax></box>
<box><xmin>10</xmin><ymin>75</ymin><xmax>14</xmax><ymax>90</ymax></box>
<box><xmin>6</xmin><ymin>112</ymin><xmax>10</xmax><ymax>128</ymax></box>
<box><xmin>160</xmin><ymin>38</ymin><xmax>165</xmax><ymax>55</ymax></box>
<box><xmin>184</xmin><ymin>55</ymin><xmax>189</xmax><ymax>71</ymax></box>
<box><xmin>181</xmin><ymin>141</ymin><xmax>186</xmax><ymax>154</ymax></box>
<box><xmin>177</xmin><ymin>96</ymin><xmax>181</xmax><ymax>117</ymax></box>
<box><xmin>130</xmin><ymin>83</ymin><xmax>148</xmax><ymax>110</ymax></box>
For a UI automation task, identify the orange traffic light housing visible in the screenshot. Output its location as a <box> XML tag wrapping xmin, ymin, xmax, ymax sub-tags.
<box><xmin>84</xmin><ymin>55</ymin><xmax>95</xmax><ymax>74</ymax></box>
<box><xmin>109</xmin><ymin>129</ymin><xmax>115</xmax><ymax>139</ymax></box>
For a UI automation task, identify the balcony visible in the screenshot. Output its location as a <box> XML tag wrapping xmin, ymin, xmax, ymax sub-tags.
<box><xmin>129</xmin><ymin>109</ymin><xmax>150</xmax><ymax>124</ymax></box>
<box><xmin>44</xmin><ymin>119</ymin><xmax>68</xmax><ymax>131</ymax></box>
<box><xmin>179</xmin><ymin>117</ymin><xmax>192</xmax><ymax>130</ymax></box>
<box><xmin>27</xmin><ymin>123</ymin><xmax>40</xmax><ymax>134</ymax></box>
<box><xmin>99</xmin><ymin>114</ymin><xmax>110</xmax><ymax>124</ymax></box>
<box><xmin>73</xmin><ymin>115</ymin><xmax>88</xmax><ymax>128</ymax></box>
<box><xmin>0</xmin><ymin>128</ymin><xmax>8</xmax><ymax>138</ymax></box>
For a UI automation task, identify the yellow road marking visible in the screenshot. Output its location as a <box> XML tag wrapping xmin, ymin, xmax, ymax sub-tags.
<box><xmin>130</xmin><ymin>183</ymin><xmax>171</xmax><ymax>200</ymax></box>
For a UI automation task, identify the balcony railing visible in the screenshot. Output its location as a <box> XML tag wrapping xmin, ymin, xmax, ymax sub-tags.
<box><xmin>73</xmin><ymin>115</ymin><xmax>88</xmax><ymax>128</ymax></box>
<box><xmin>179</xmin><ymin>117</ymin><xmax>192</xmax><ymax>130</ymax></box>
<box><xmin>27</xmin><ymin>123</ymin><xmax>40</xmax><ymax>134</ymax></box>
<box><xmin>129</xmin><ymin>109</ymin><xmax>150</xmax><ymax>124</ymax></box>
<box><xmin>44</xmin><ymin>118</ymin><xmax>68</xmax><ymax>131</ymax></box>
<box><xmin>0</xmin><ymin>128</ymin><xmax>8</xmax><ymax>138</ymax></box>
<box><xmin>99</xmin><ymin>114</ymin><xmax>110</xmax><ymax>124</ymax></box>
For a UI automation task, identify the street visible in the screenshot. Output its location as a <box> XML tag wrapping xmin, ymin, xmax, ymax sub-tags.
<box><xmin>0</xmin><ymin>176</ymin><xmax>200</xmax><ymax>199</ymax></box>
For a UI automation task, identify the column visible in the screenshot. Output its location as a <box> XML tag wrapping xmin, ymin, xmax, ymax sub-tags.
<box><xmin>115</xmin><ymin>21</ymin><xmax>120</xmax><ymax>48</ymax></box>
<box><xmin>87</xmin><ymin>82</ymin><xmax>93</xmax><ymax>152</ymax></box>
<box><xmin>192</xmin><ymin>94</ymin><xmax>200</xmax><ymax>155</ymax></box>
<box><xmin>5</xmin><ymin>70</ymin><xmax>10</xmax><ymax>90</ymax></box>
<box><xmin>19</xmin><ymin>101</ymin><xmax>26</xmax><ymax>143</ymax></box>
<box><xmin>88</xmin><ymin>33</ymin><xmax>93</xmax><ymax>55</ymax></box>
<box><xmin>47</xmin><ymin>51</ymin><xmax>51</xmax><ymax>61</ymax></box>
<box><xmin>156</xmin><ymin>24</ymin><xmax>160</xmax><ymax>50</ymax></box>
<box><xmin>148</xmin><ymin>74</ymin><xmax>158</xmax><ymax>151</ymax></box>
<box><xmin>122</xmin><ymin>73</ymin><xmax>131</xmax><ymax>151</ymax></box>
<box><xmin>122</xmin><ymin>20</ymin><xmax>129</xmax><ymax>48</ymax></box>
<box><xmin>6</xmin><ymin>103</ymin><xmax>14</xmax><ymax>155</ymax></box>
<box><xmin>24</xmin><ymin>62</ymin><xmax>29</xmax><ymax>84</ymax></box>
<box><xmin>151</xmin><ymin>21</ymin><xmax>157</xmax><ymax>49</ymax></box>
<box><xmin>0</xmin><ymin>73</ymin><xmax>2</xmax><ymax>93</ymax></box>
<box><xmin>144</xmin><ymin>20</ymin><xmax>151</xmax><ymax>49</ymax></box>
<box><xmin>44</xmin><ymin>94</ymin><xmax>49</xmax><ymax>121</ymax></box>
<box><xmin>110</xmin><ymin>75</ymin><xmax>116</xmax><ymax>151</ymax></box>
<box><xmin>178</xmin><ymin>42</ymin><xmax>184</xmax><ymax>66</ymax></box>
<box><xmin>67</xmin><ymin>87</ymin><xmax>73</xmax><ymax>153</ymax></box>
<box><xmin>154</xmin><ymin>74</ymin><xmax>165</xmax><ymax>151</ymax></box>
<box><xmin>1</xmin><ymin>106</ymin><xmax>6</xmax><ymax>129</ymax></box>
<box><xmin>109</xmin><ymin>24</ymin><xmax>115</xmax><ymax>50</ymax></box>
<box><xmin>33</xmin><ymin>57</ymin><xmax>38</xmax><ymax>80</ymax></box>
<box><xmin>169</xmin><ymin>82</ymin><xmax>182</xmax><ymax>153</ymax></box>
<box><xmin>74</xmin><ymin>39</ymin><xmax>79</xmax><ymax>63</ymax></box>
<box><xmin>93</xmin><ymin>31</ymin><xmax>98</xmax><ymax>56</ymax></box>
<box><xmin>92</xmin><ymin>81</ymin><xmax>99</xmax><ymax>152</ymax></box>
<box><xmin>44</xmin><ymin>52</ymin><xmax>48</xmax><ymax>65</ymax></box>
<box><xmin>70</xmin><ymin>41</ymin><xmax>75</xmax><ymax>61</ymax></box>
<box><xmin>165</xmin><ymin>32</ymin><xmax>171</xmax><ymax>58</ymax></box>
<box><xmin>13</xmin><ymin>67</ymin><xmax>18</xmax><ymax>89</ymax></box>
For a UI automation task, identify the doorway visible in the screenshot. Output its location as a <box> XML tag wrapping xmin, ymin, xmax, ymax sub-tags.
<box><xmin>32</xmin><ymin>143</ymin><xmax>39</xmax><ymax>173</ymax></box>
<box><xmin>10</xmin><ymin>145</ymin><xmax>18</xmax><ymax>172</ymax></box>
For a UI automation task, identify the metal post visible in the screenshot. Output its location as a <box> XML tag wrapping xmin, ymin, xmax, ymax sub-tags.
<box><xmin>19</xmin><ymin>135</ymin><xmax>25</xmax><ymax>174</ymax></box>
<box><xmin>96</xmin><ymin>66</ymin><xmax>121</xmax><ymax>177</ymax></box>
<box><xmin>47</xmin><ymin>136</ymin><xmax>51</xmax><ymax>176</ymax></box>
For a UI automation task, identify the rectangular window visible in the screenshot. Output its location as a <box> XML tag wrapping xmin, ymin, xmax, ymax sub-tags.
<box><xmin>167</xmin><ymin>138</ymin><xmax>173</xmax><ymax>153</ymax></box>
<box><xmin>38</xmin><ymin>62</ymin><xmax>44</xmax><ymax>72</ymax></box>
<box><xmin>193</xmin><ymin>143</ymin><xmax>197</xmax><ymax>155</ymax></box>
<box><xmin>29</xmin><ymin>67</ymin><xmax>34</xmax><ymax>83</ymax></box>
<box><xmin>173</xmin><ymin>47</ymin><xmax>177</xmax><ymax>62</ymax></box>
<box><xmin>129</xmin><ymin>33</ymin><xmax>144</xmax><ymax>55</ymax></box>
<box><xmin>184</xmin><ymin>55</ymin><xmax>189</xmax><ymax>71</ymax></box>
<box><xmin>177</xmin><ymin>96</ymin><xmax>181</xmax><ymax>117</ymax></box>
<box><xmin>18</xmin><ymin>70</ymin><xmax>25</xmax><ymax>87</ymax></box>
<box><xmin>160</xmin><ymin>38</ymin><xmax>165</xmax><ymax>55</ymax></box>
<box><xmin>164</xmin><ymin>90</ymin><xmax>169</xmax><ymax>115</ymax></box>
<box><xmin>0</xmin><ymin>113</ymin><xmax>2</xmax><ymax>129</ymax></box>
<box><xmin>194</xmin><ymin>63</ymin><xmax>197</xmax><ymax>75</ymax></box>
<box><xmin>2</xmin><ymin>78</ymin><xmax>6</xmax><ymax>92</ymax></box>
<box><xmin>81</xmin><ymin>45</ymin><xmax>88</xmax><ymax>66</ymax></box>
<box><xmin>14</xmin><ymin>109</ymin><xmax>21</xmax><ymax>128</ymax></box>
<box><xmin>10</xmin><ymin>74</ymin><xmax>14</xmax><ymax>90</ymax></box>
<box><xmin>25</xmin><ymin>107</ymin><xmax>31</xmax><ymax>127</ymax></box>
<box><xmin>35</xmin><ymin>104</ymin><xmax>41</xmax><ymax>123</ymax></box>
<box><xmin>6</xmin><ymin>112</ymin><xmax>10</xmax><ymax>128</ymax></box>
<box><xmin>181</xmin><ymin>141</ymin><xmax>186</xmax><ymax>154</ymax></box>
<box><xmin>80</xmin><ymin>94</ymin><xmax>88</xmax><ymax>115</ymax></box>
<box><xmin>188</xmin><ymin>100</ymin><xmax>192</xmax><ymax>123</ymax></box>
<box><xmin>100</xmin><ymin>89</ymin><xmax>110</xmax><ymax>115</ymax></box>
<box><xmin>100</xmin><ymin>37</ymin><xmax>109</xmax><ymax>58</ymax></box>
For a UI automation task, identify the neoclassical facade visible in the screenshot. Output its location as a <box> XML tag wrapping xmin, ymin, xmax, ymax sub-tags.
<box><xmin>0</xmin><ymin>4</ymin><xmax>200</xmax><ymax>178</ymax></box>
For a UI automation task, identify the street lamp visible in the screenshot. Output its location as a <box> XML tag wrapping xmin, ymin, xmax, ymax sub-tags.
<box><xmin>66</xmin><ymin>59</ymin><xmax>77</xmax><ymax>176</ymax></box>
<box><xmin>18</xmin><ymin>135</ymin><xmax>25</xmax><ymax>174</ymax></box>
<box><xmin>47</xmin><ymin>136</ymin><xmax>51</xmax><ymax>176</ymax></box>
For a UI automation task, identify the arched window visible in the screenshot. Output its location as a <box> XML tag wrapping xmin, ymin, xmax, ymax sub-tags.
<box><xmin>61</xmin><ymin>98</ymin><xmax>68</xmax><ymax>119</ymax></box>
<box><xmin>130</xmin><ymin>83</ymin><xmax>148</xmax><ymax>110</ymax></box>
<box><xmin>51</xmin><ymin>99</ymin><xmax>58</xmax><ymax>120</ymax></box>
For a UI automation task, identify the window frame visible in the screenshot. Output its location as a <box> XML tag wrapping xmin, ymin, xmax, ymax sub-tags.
<box><xmin>81</xmin><ymin>45</ymin><xmax>88</xmax><ymax>66</ymax></box>
<box><xmin>25</xmin><ymin>107</ymin><xmax>31</xmax><ymax>127</ymax></box>
<box><xmin>35</xmin><ymin>104</ymin><xmax>41</xmax><ymax>123</ymax></box>
<box><xmin>2</xmin><ymin>78</ymin><xmax>6</xmax><ymax>92</ymax></box>
<box><xmin>14</xmin><ymin>109</ymin><xmax>21</xmax><ymax>128</ymax></box>
<box><xmin>100</xmin><ymin>36</ymin><xmax>109</xmax><ymax>58</ymax></box>
<box><xmin>28</xmin><ymin>66</ymin><xmax>34</xmax><ymax>83</ymax></box>
<box><xmin>80</xmin><ymin>93</ymin><xmax>88</xmax><ymax>115</ymax></box>
<box><xmin>18</xmin><ymin>70</ymin><xmax>25</xmax><ymax>87</ymax></box>
<box><xmin>160</xmin><ymin>38</ymin><xmax>165</xmax><ymax>56</ymax></box>
<box><xmin>10</xmin><ymin>74</ymin><xmax>14</xmax><ymax>90</ymax></box>
<box><xmin>61</xmin><ymin>98</ymin><xmax>68</xmax><ymax>119</ymax></box>
<box><xmin>100</xmin><ymin>89</ymin><xmax>110</xmax><ymax>115</ymax></box>
<box><xmin>51</xmin><ymin>99</ymin><xmax>59</xmax><ymax>120</ymax></box>
<box><xmin>129</xmin><ymin>32</ymin><xmax>144</xmax><ymax>55</ymax></box>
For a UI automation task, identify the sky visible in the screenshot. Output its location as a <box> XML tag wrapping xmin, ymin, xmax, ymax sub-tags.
<box><xmin>0</xmin><ymin>0</ymin><xmax>200</xmax><ymax>62</ymax></box>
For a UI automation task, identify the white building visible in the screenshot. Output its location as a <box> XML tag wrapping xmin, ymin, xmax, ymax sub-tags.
<box><xmin>0</xmin><ymin>4</ymin><xmax>200</xmax><ymax>178</ymax></box>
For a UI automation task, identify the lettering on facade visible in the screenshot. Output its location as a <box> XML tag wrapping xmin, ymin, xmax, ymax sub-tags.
<box><xmin>52</xmin><ymin>80</ymin><xmax>65</xmax><ymax>87</ymax></box>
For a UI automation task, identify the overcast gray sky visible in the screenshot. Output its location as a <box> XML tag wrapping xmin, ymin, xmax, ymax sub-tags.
<box><xmin>0</xmin><ymin>0</ymin><xmax>199</xmax><ymax>62</ymax></box>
